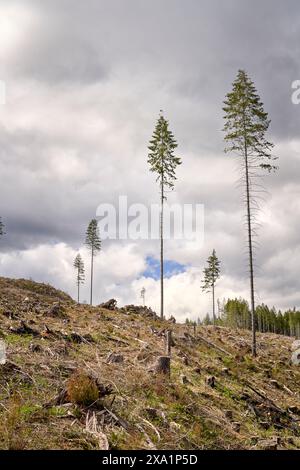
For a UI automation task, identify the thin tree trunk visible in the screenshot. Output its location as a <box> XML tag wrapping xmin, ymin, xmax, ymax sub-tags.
<box><xmin>160</xmin><ymin>180</ymin><xmax>164</xmax><ymax>319</ymax></box>
<box><xmin>90</xmin><ymin>248</ymin><xmax>94</xmax><ymax>306</ymax></box>
<box><xmin>212</xmin><ymin>281</ymin><xmax>216</xmax><ymax>325</ymax></box>
<box><xmin>77</xmin><ymin>269</ymin><xmax>80</xmax><ymax>303</ymax></box>
<box><xmin>244</xmin><ymin>146</ymin><xmax>256</xmax><ymax>356</ymax></box>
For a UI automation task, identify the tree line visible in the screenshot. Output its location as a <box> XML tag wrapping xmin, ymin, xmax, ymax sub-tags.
<box><xmin>199</xmin><ymin>297</ymin><xmax>300</xmax><ymax>339</ymax></box>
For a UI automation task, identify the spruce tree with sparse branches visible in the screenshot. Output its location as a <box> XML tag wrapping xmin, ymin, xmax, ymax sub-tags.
<box><xmin>148</xmin><ymin>111</ymin><xmax>181</xmax><ymax>319</ymax></box>
<box><xmin>74</xmin><ymin>253</ymin><xmax>85</xmax><ymax>303</ymax></box>
<box><xmin>201</xmin><ymin>249</ymin><xmax>221</xmax><ymax>325</ymax></box>
<box><xmin>85</xmin><ymin>219</ymin><xmax>101</xmax><ymax>305</ymax></box>
<box><xmin>223</xmin><ymin>69</ymin><xmax>277</xmax><ymax>356</ymax></box>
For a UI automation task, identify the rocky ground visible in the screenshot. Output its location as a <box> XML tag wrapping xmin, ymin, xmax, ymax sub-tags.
<box><xmin>0</xmin><ymin>276</ymin><xmax>300</xmax><ymax>450</ymax></box>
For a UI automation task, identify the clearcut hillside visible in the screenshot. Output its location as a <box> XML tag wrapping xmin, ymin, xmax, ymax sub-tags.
<box><xmin>0</xmin><ymin>277</ymin><xmax>300</xmax><ymax>450</ymax></box>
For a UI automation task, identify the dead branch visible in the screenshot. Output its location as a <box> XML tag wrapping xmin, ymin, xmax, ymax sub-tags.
<box><xmin>196</xmin><ymin>334</ymin><xmax>232</xmax><ymax>356</ymax></box>
<box><xmin>85</xmin><ymin>411</ymin><xmax>109</xmax><ymax>450</ymax></box>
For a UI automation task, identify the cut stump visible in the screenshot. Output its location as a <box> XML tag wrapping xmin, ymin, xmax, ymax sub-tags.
<box><xmin>154</xmin><ymin>356</ymin><xmax>170</xmax><ymax>376</ymax></box>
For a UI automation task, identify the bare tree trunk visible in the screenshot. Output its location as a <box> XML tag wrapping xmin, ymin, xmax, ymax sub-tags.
<box><xmin>160</xmin><ymin>180</ymin><xmax>164</xmax><ymax>319</ymax></box>
<box><xmin>90</xmin><ymin>248</ymin><xmax>94</xmax><ymax>306</ymax></box>
<box><xmin>245</xmin><ymin>147</ymin><xmax>256</xmax><ymax>356</ymax></box>
<box><xmin>77</xmin><ymin>270</ymin><xmax>80</xmax><ymax>304</ymax></box>
<box><xmin>212</xmin><ymin>281</ymin><xmax>216</xmax><ymax>325</ymax></box>
<box><xmin>165</xmin><ymin>330</ymin><xmax>172</xmax><ymax>356</ymax></box>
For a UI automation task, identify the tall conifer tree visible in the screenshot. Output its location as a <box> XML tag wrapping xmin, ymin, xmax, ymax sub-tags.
<box><xmin>201</xmin><ymin>249</ymin><xmax>221</xmax><ymax>324</ymax></box>
<box><xmin>223</xmin><ymin>70</ymin><xmax>277</xmax><ymax>355</ymax></box>
<box><xmin>73</xmin><ymin>253</ymin><xmax>85</xmax><ymax>303</ymax></box>
<box><xmin>85</xmin><ymin>219</ymin><xmax>101</xmax><ymax>305</ymax></box>
<box><xmin>148</xmin><ymin>111</ymin><xmax>181</xmax><ymax>319</ymax></box>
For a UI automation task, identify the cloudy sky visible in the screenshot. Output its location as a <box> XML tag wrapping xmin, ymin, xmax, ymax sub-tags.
<box><xmin>0</xmin><ymin>0</ymin><xmax>300</xmax><ymax>321</ymax></box>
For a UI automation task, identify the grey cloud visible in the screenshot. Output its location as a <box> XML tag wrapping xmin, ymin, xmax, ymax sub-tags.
<box><xmin>1</xmin><ymin>0</ymin><xmax>300</xmax><ymax>313</ymax></box>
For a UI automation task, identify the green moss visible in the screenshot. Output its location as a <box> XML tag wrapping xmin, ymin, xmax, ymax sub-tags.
<box><xmin>5</xmin><ymin>333</ymin><xmax>33</xmax><ymax>346</ymax></box>
<box><xmin>48</xmin><ymin>406</ymin><xmax>68</xmax><ymax>417</ymax></box>
<box><xmin>19</xmin><ymin>404</ymin><xmax>41</xmax><ymax>418</ymax></box>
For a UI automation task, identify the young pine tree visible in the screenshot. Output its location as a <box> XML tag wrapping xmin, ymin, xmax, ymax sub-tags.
<box><xmin>223</xmin><ymin>70</ymin><xmax>277</xmax><ymax>356</ymax></box>
<box><xmin>148</xmin><ymin>111</ymin><xmax>181</xmax><ymax>319</ymax></box>
<box><xmin>85</xmin><ymin>219</ymin><xmax>101</xmax><ymax>305</ymax></box>
<box><xmin>201</xmin><ymin>249</ymin><xmax>221</xmax><ymax>325</ymax></box>
<box><xmin>140</xmin><ymin>287</ymin><xmax>146</xmax><ymax>306</ymax></box>
<box><xmin>73</xmin><ymin>253</ymin><xmax>85</xmax><ymax>303</ymax></box>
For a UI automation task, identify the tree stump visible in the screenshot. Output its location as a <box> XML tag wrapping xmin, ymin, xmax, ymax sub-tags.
<box><xmin>206</xmin><ymin>375</ymin><xmax>215</xmax><ymax>388</ymax></box>
<box><xmin>165</xmin><ymin>330</ymin><xmax>172</xmax><ymax>356</ymax></box>
<box><xmin>224</xmin><ymin>410</ymin><xmax>233</xmax><ymax>420</ymax></box>
<box><xmin>0</xmin><ymin>340</ymin><xmax>6</xmax><ymax>365</ymax></box>
<box><xmin>180</xmin><ymin>374</ymin><xmax>189</xmax><ymax>384</ymax></box>
<box><xmin>232</xmin><ymin>422</ymin><xmax>241</xmax><ymax>433</ymax></box>
<box><xmin>106</xmin><ymin>353</ymin><xmax>124</xmax><ymax>364</ymax></box>
<box><xmin>182</xmin><ymin>356</ymin><xmax>189</xmax><ymax>366</ymax></box>
<box><xmin>291</xmin><ymin>346</ymin><xmax>300</xmax><ymax>365</ymax></box>
<box><xmin>155</xmin><ymin>356</ymin><xmax>170</xmax><ymax>376</ymax></box>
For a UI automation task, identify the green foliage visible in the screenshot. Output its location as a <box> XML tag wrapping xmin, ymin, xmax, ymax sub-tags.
<box><xmin>147</xmin><ymin>112</ymin><xmax>181</xmax><ymax>194</ymax></box>
<box><xmin>223</xmin><ymin>298</ymin><xmax>251</xmax><ymax>329</ymax></box>
<box><xmin>201</xmin><ymin>249</ymin><xmax>221</xmax><ymax>292</ymax></box>
<box><xmin>5</xmin><ymin>333</ymin><xmax>34</xmax><ymax>347</ymax></box>
<box><xmin>201</xmin><ymin>249</ymin><xmax>221</xmax><ymax>323</ymax></box>
<box><xmin>74</xmin><ymin>253</ymin><xmax>85</xmax><ymax>283</ymax></box>
<box><xmin>74</xmin><ymin>253</ymin><xmax>85</xmax><ymax>302</ymax></box>
<box><xmin>85</xmin><ymin>219</ymin><xmax>101</xmax><ymax>254</ymax></box>
<box><xmin>147</xmin><ymin>111</ymin><xmax>181</xmax><ymax>319</ymax></box>
<box><xmin>223</xmin><ymin>69</ymin><xmax>277</xmax><ymax>171</ymax></box>
<box><xmin>221</xmin><ymin>298</ymin><xmax>300</xmax><ymax>338</ymax></box>
<box><xmin>223</xmin><ymin>70</ymin><xmax>277</xmax><ymax>356</ymax></box>
<box><xmin>203</xmin><ymin>313</ymin><xmax>212</xmax><ymax>325</ymax></box>
<box><xmin>85</xmin><ymin>219</ymin><xmax>101</xmax><ymax>305</ymax></box>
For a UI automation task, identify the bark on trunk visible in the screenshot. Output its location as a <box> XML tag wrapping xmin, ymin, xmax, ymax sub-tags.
<box><xmin>245</xmin><ymin>146</ymin><xmax>256</xmax><ymax>356</ymax></box>
<box><xmin>165</xmin><ymin>330</ymin><xmax>172</xmax><ymax>356</ymax></box>
<box><xmin>90</xmin><ymin>248</ymin><xmax>94</xmax><ymax>306</ymax></box>
<box><xmin>160</xmin><ymin>180</ymin><xmax>164</xmax><ymax>319</ymax></box>
<box><xmin>155</xmin><ymin>356</ymin><xmax>170</xmax><ymax>377</ymax></box>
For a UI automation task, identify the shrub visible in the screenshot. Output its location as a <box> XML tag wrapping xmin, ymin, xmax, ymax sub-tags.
<box><xmin>66</xmin><ymin>371</ymin><xmax>99</xmax><ymax>406</ymax></box>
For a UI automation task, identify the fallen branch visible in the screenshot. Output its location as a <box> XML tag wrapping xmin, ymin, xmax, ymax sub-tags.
<box><xmin>104</xmin><ymin>335</ymin><xmax>130</xmax><ymax>346</ymax></box>
<box><xmin>196</xmin><ymin>334</ymin><xmax>232</xmax><ymax>357</ymax></box>
<box><xmin>136</xmin><ymin>423</ymin><xmax>156</xmax><ymax>450</ymax></box>
<box><xmin>140</xmin><ymin>417</ymin><xmax>161</xmax><ymax>441</ymax></box>
<box><xmin>10</xmin><ymin>321</ymin><xmax>39</xmax><ymax>337</ymax></box>
<box><xmin>85</xmin><ymin>411</ymin><xmax>109</xmax><ymax>450</ymax></box>
<box><xmin>103</xmin><ymin>406</ymin><xmax>130</xmax><ymax>431</ymax></box>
